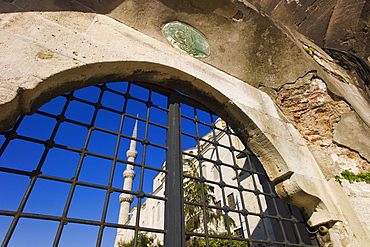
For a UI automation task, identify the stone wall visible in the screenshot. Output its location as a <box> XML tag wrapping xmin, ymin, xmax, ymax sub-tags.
<box><xmin>242</xmin><ymin>0</ymin><xmax>370</xmax><ymax>63</ymax></box>
<box><xmin>275</xmin><ymin>72</ymin><xmax>370</xmax><ymax>176</ymax></box>
<box><xmin>1</xmin><ymin>0</ymin><xmax>370</xmax><ymax>246</ymax></box>
<box><xmin>274</xmin><ymin>71</ymin><xmax>370</xmax><ymax>236</ymax></box>
<box><xmin>248</xmin><ymin>1</ymin><xmax>370</xmax><ymax>236</ymax></box>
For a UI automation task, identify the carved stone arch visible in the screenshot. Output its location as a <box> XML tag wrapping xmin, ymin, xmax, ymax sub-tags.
<box><xmin>1</xmin><ymin>1</ymin><xmax>370</xmax><ymax>243</ymax></box>
<box><xmin>0</xmin><ymin>58</ymin><xmax>343</xmax><ymax>230</ymax></box>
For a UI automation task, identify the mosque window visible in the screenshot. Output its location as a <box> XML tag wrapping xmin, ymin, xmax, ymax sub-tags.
<box><xmin>227</xmin><ymin>193</ymin><xmax>236</xmax><ymax>210</ymax></box>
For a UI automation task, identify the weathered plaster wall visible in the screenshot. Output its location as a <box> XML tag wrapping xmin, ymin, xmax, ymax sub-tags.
<box><xmin>274</xmin><ymin>71</ymin><xmax>370</xmax><ymax>239</ymax></box>
<box><xmin>340</xmin><ymin>180</ymin><xmax>370</xmax><ymax>232</ymax></box>
<box><xmin>275</xmin><ymin>73</ymin><xmax>370</xmax><ymax>177</ymax></box>
<box><xmin>1</xmin><ymin>0</ymin><xmax>370</xmax><ymax>246</ymax></box>
<box><xmin>242</xmin><ymin>0</ymin><xmax>370</xmax><ymax>63</ymax></box>
<box><xmin>0</xmin><ymin>0</ymin><xmax>317</xmax><ymax>91</ymax></box>
<box><xmin>241</xmin><ymin>2</ymin><xmax>370</xmax><ymax>241</ymax></box>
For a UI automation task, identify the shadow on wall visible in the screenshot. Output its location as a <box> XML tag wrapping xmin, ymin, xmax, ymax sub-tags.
<box><xmin>156</xmin><ymin>0</ymin><xmax>234</xmax><ymax>13</ymax></box>
<box><xmin>0</xmin><ymin>0</ymin><xmax>125</xmax><ymax>14</ymax></box>
<box><xmin>1</xmin><ymin>0</ymin><xmax>234</xmax><ymax>14</ymax></box>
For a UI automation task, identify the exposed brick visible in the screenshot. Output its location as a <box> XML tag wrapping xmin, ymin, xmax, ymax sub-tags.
<box><xmin>276</xmin><ymin>73</ymin><xmax>351</xmax><ymax>144</ymax></box>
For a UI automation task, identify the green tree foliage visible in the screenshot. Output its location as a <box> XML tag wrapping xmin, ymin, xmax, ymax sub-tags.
<box><xmin>185</xmin><ymin>234</ymin><xmax>248</xmax><ymax>247</ymax></box>
<box><xmin>118</xmin><ymin>233</ymin><xmax>163</xmax><ymax>247</ymax></box>
<box><xmin>207</xmin><ymin>235</ymin><xmax>248</xmax><ymax>247</ymax></box>
<box><xmin>119</xmin><ymin>159</ymin><xmax>248</xmax><ymax>247</ymax></box>
<box><xmin>183</xmin><ymin>160</ymin><xmax>245</xmax><ymax>246</ymax></box>
<box><xmin>183</xmin><ymin>159</ymin><xmax>222</xmax><ymax>235</ymax></box>
<box><xmin>335</xmin><ymin>170</ymin><xmax>370</xmax><ymax>183</ymax></box>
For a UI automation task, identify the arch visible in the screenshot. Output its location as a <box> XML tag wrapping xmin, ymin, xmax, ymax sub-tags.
<box><xmin>1</xmin><ymin>2</ymin><xmax>370</xmax><ymax>244</ymax></box>
<box><xmin>0</xmin><ymin>80</ymin><xmax>318</xmax><ymax>246</ymax></box>
<box><xmin>0</xmin><ymin>58</ymin><xmax>343</xmax><ymax>229</ymax></box>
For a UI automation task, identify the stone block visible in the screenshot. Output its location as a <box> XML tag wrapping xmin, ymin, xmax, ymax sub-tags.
<box><xmin>334</xmin><ymin>111</ymin><xmax>370</xmax><ymax>162</ymax></box>
<box><xmin>11</xmin><ymin>0</ymin><xmax>94</xmax><ymax>12</ymax></box>
<box><xmin>0</xmin><ymin>1</ymin><xmax>18</xmax><ymax>13</ymax></box>
<box><xmin>308</xmin><ymin>144</ymin><xmax>341</xmax><ymax>180</ymax></box>
<box><xmin>325</xmin><ymin>0</ymin><xmax>366</xmax><ymax>49</ymax></box>
<box><xmin>276</xmin><ymin>173</ymin><xmax>343</xmax><ymax>227</ymax></box>
<box><xmin>38</xmin><ymin>11</ymin><xmax>97</xmax><ymax>33</ymax></box>
<box><xmin>0</xmin><ymin>28</ymin><xmax>83</xmax><ymax>91</ymax></box>
<box><xmin>0</xmin><ymin>12</ymin><xmax>128</xmax><ymax>65</ymax></box>
<box><xmin>340</xmin><ymin>180</ymin><xmax>370</xmax><ymax>232</ymax></box>
<box><xmin>247</xmin><ymin>109</ymin><xmax>325</xmax><ymax>179</ymax></box>
<box><xmin>70</xmin><ymin>0</ymin><xmax>123</xmax><ymax>14</ymax></box>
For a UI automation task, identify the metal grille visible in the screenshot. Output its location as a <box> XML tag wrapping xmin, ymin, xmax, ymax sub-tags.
<box><xmin>0</xmin><ymin>81</ymin><xmax>318</xmax><ymax>247</ymax></box>
<box><xmin>179</xmin><ymin>107</ymin><xmax>318</xmax><ymax>247</ymax></box>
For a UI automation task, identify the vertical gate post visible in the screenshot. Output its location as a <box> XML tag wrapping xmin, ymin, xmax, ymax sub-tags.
<box><xmin>164</xmin><ymin>95</ymin><xmax>185</xmax><ymax>247</ymax></box>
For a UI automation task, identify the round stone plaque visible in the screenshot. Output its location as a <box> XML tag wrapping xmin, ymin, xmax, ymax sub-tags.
<box><xmin>162</xmin><ymin>22</ymin><xmax>210</xmax><ymax>58</ymax></box>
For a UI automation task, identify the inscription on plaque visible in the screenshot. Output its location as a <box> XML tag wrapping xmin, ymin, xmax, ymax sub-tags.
<box><xmin>162</xmin><ymin>22</ymin><xmax>210</xmax><ymax>58</ymax></box>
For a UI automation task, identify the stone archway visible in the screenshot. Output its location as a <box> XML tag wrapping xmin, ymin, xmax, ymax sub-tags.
<box><xmin>0</xmin><ymin>54</ymin><xmax>343</xmax><ymax>230</ymax></box>
<box><xmin>1</xmin><ymin>3</ymin><xmax>370</xmax><ymax>245</ymax></box>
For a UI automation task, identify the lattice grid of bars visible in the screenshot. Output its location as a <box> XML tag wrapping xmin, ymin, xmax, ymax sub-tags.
<box><xmin>0</xmin><ymin>81</ymin><xmax>317</xmax><ymax>247</ymax></box>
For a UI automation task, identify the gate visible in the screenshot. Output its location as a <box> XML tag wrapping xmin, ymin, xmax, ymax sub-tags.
<box><xmin>0</xmin><ymin>81</ymin><xmax>318</xmax><ymax>246</ymax></box>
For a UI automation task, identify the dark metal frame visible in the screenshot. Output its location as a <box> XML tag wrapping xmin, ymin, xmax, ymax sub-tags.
<box><xmin>0</xmin><ymin>81</ymin><xmax>318</xmax><ymax>247</ymax></box>
<box><xmin>164</xmin><ymin>92</ymin><xmax>185</xmax><ymax>246</ymax></box>
<box><xmin>179</xmin><ymin>109</ymin><xmax>319</xmax><ymax>246</ymax></box>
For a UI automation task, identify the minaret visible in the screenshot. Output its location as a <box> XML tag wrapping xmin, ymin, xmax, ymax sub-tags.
<box><xmin>115</xmin><ymin>120</ymin><xmax>138</xmax><ymax>246</ymax></box>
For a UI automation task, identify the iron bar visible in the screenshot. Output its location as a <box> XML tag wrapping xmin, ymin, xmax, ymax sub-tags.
<box><xmin>0</xmin><ymin>81</ymin><xmax>318</xmax><ymax>247</ymax></box>
<box><xmin>164</xmin><ymin>92</ymin><xmax>185</xmax><ymax>247</ymax></box>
